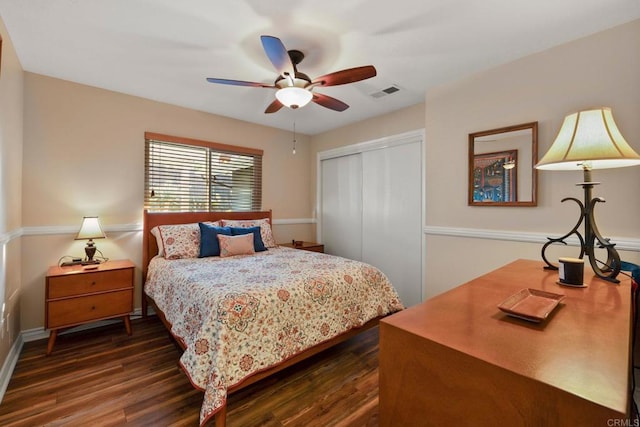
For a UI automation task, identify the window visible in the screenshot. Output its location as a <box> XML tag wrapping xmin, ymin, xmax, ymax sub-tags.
<box><xmin>144</xmin><ymin>132</ymin><xmax>263</xmax><ymax>212</ymax></box>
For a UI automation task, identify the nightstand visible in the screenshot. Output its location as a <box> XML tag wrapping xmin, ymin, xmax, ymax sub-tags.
<box><xmin>45</xmin><ymin>259</ymin><xmax>135</xmax><ymax>355</ymax></box>
<box><xmin>281</xmin><ymin>241</ymin><xmax>325</xmax><ymax>253</ymax></box>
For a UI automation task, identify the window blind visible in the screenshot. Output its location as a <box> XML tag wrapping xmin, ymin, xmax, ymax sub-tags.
<box><xmin>144</xmin><ymin>132</ymin><xmax>263</xmax><ymax>212</ymax></box>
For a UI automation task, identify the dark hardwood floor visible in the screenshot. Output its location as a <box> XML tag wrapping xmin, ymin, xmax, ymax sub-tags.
<box><xmin>0</xmin><ymin>316</ymin><xmax>380</xmax><ymax>426</ymax></box>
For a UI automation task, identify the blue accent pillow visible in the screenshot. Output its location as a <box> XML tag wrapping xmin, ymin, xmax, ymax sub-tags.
<box><xmin>199</xmin><ymin>223</ymin><xmax>232</xmax><ymax>257</ymax></box>
<box><xmin>230</xmin><ymin>226</ymin><xmax>267</xmax><ymax>252</ymax></box>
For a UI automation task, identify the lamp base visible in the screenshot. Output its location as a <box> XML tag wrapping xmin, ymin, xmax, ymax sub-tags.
<box><xmin>541</xmin><ymin>177</ymin><xmax>620</xmax><ymax>283</ymax></box>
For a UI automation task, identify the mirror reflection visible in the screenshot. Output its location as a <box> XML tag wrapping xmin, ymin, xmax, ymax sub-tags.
<box><xmin>468</xmin><ymin>122</ymin><xmax>538</xmax><ymax>206</ymax></box>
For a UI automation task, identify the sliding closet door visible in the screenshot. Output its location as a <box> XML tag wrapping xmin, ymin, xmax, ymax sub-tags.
<box><xmin>320</xmin><ymin>153</ymin><xmax>363</xmax><ymax>261</ymax></box>
<box><xmin>319</xmin><ymin>131</ymin><xmax>423</xmax><ymax>307</ymax></box>
<box><xmin>362</xmin><ymin>142</ymin><xmax>422</xmax><ymax>307</ymax></box>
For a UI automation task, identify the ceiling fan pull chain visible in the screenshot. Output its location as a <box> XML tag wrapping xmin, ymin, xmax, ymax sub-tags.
<box><xmin>292</xmin><ymin>120</ymin><xmax>297</xmax><ymax>155</ymax></box>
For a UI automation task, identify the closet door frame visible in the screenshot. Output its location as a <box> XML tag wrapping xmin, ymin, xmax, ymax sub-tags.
<box><xmin>316</xmin><ymin>129</ymin><xmax>426</xmax><ymax>302</ymax></box>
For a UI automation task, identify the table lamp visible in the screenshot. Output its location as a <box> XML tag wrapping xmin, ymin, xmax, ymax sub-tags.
<box><xmin>535</xmin><ymin>107</ymin><xmax>640</xmax><ymax>282</ymax></box>
<box><xmin>75</xmin><ymin>216</ymin><xmax>106</xmax><ymax>264</ymax></box>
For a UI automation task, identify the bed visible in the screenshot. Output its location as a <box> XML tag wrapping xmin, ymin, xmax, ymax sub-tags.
<box><xmin>141</xmin><ymin>210</ymin><xmax>403</xmax><ymax>426</ymax></box>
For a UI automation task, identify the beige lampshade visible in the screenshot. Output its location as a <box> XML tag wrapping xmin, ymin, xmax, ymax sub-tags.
<box><xmin>75</xmin><ymin>216</ymin><xmax>106</xmax><ymax>240</ymax></box>
<box><xmin>536</xmin><ymin>107</ymin><xmax>640</xmax><ymax>171</ymax></box>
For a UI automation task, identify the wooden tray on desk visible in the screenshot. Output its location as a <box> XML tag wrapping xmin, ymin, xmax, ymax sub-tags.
<box><xmin>498</xmin><ymin>288</ymin><xmax>565</xmax><ymax>323</ymax></box>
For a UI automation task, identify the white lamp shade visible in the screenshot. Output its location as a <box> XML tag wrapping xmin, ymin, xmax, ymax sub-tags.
<box><xmin>75</xmin><ymin>216</ymin><xmax>106</xmax><ymax>240</ymax></box>
<box><xmin>536</xmin><ymin>107</ymin><xmax>640</xmax><ymax>170</ymax></box>
<box><xmin>275</xmin><ymin>87</ymin><xmax>313</xmax><ymax>109</ymax></box>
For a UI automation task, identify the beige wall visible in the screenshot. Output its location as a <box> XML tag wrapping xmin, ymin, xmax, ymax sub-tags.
<box><xmin>0</xmin><ymin>16</ymin><xmax>24</xmax><ymax>369</ymax></box>
<box><xmin>311</xmin><ymin>103</ymin><xmax>426</xmax><ymax>154</ymax></box>
<box><xmin>20</xmin><ymin>74</ymin><xmax>314</xmax><ymax>330</ymax></box>
<box><xmin>424</xmin><ymin>19</ymin><xmax>640</xmax><ymax>297</ymax></box>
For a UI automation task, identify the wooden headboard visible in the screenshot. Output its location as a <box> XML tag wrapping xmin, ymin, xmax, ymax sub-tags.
<box><xmin>142</xmin><ymin>209</ymin><xmax>273</xmax><ymax>315</ymax></box>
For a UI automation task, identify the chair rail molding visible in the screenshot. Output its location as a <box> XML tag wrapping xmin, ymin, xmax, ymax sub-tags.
<box><xmin>19</xmin><ymin>218</ymin><xmax>315</xmax><ymax>237</ymax></box>
<box><xmin>9</xmin><ymin>221</ymin><xmax>637</xmax><ymax>251</ymax></box>
<box><xmin>423</xmin><ymin>225</ymin><xmax>640</xmax><ymax>252</ymax></box>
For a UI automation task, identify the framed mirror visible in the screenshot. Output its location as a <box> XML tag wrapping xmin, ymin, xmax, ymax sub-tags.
<box><xmin>468</xmin><ymin>122</ymin><xmax>538</xmax><ymax>206</ymax></box>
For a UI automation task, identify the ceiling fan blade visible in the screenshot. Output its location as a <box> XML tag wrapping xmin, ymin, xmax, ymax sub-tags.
<box><xmin>260</xmin><ymin>35</ymin><xmax>295</xmax><ymax>78</ymax></box>
<box><xmin>312</xmin><ymin>65</ymin><xmax>377</xmax><ymax>87</ymax></box>
<box><xmin>206</xmin><ymin>78</ymin><xmax>274</xmax><ymax>88</ymax></box>
<box><xmin>312</xmin><ymin>93</ymin><xmax>349</xmax><ymax>112</ymax></box>
<box><xmin>264</xmin><ymin>99</ymin><xmax>284</xmax><ymax>114</ymax></box>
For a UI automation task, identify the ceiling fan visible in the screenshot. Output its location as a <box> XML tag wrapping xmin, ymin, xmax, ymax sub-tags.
<box><xmin>206</xmin><ymin>35</ymin><xmax>377</xmax><ymax>114</ymax></box>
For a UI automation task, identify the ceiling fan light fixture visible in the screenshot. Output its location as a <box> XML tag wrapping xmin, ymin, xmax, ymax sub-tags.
<box><xmin>276</xmin><ymin>87</ymin><xmax>313</xmax><ymax>109</ymax></box>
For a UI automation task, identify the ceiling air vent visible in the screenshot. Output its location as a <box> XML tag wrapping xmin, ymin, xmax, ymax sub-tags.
<box><xmin>369</xmin><ymin>84</ymin><xmax>401</xmax><ymax>99</ymax></box>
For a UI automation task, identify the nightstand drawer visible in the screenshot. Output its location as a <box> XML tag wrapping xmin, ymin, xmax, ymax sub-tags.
<box><xmin>47</xmin><ymin>289</ymin><xmax>133</xmax><ymax>329</ymax></box>
<box><xmin>47</xmin><ymin>269</ymin><xmax>133</xmax><ymax>298</ymax></box>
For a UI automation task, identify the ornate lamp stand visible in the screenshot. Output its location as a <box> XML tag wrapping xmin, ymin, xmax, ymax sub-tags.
<box><xmin>541</xmin><ymin>166</ymin><xmax>620</xmax><ymax>283</ymax></box>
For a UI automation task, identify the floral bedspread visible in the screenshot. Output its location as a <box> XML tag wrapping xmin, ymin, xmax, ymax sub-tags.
<box><xmin>144</xmin><ymin>247</ymin><xmax>403</xmax><ymax>426</ymax></box>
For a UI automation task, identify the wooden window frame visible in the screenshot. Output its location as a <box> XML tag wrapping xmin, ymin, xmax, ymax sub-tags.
<box><xmin>144</xmin><ymin>132</ymin><xmax>263</xmax><ymax>212</ymax></box>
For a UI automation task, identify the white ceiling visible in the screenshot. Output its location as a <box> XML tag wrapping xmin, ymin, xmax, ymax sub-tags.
<box><xmin>2</xmin><ymin>0</ymin><xmax>640</xmax><ymax>135</ymax></box>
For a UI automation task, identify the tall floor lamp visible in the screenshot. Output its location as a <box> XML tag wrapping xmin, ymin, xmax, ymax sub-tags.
<box><xmin>535</xmin><ymin>107</ymin><xmax>640</xmax><ymax>283</ymax></box>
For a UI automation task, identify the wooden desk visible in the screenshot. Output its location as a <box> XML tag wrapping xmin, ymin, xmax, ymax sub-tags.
<box><xmin>379</xmin><ymin>259</ymin><xmax>633</xmax><ymax>426</ymax></box>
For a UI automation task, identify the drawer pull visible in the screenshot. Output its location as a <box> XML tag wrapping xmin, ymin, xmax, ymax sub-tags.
<box><xmin>91</xmin><ymin>305</ymin><xmax>96</xmax><ymax>310</ymax></box>
<box><xmin>91</xmin><ymin>281</ymin><xmax>96</xmax><ymax>286</ymax></box>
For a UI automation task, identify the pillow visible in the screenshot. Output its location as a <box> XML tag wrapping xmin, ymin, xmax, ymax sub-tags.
<box><xmin>151</xmin><ymin>221</ymin><xmax>220</xmax><ymax>259</ymax></box>
<box><xmin>230</xmin><ymin>226</ymin><xmax>266</xmax><ymax>252</ymax></box>
<box><xmin>221</xmin><ymin>218</ymin><xmax>276</xmax><ymax>248</ymax></box>
<box><xmin>218</xmin><ymin>233</ymin><xmax>255</xmax><ymax>258</ymax></box>
<box><xmin>156</xmin><ymin>223</ymin><xmax>201</xmax><ymax>259</ymax></box>
<box><xmin>199</xmin><ymin>223</ymin><xmax>232</xmax><ymax>257</ymax></box>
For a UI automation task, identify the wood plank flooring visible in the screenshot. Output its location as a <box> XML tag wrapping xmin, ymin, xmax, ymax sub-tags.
<box><xmin>0</xmin><ymin>316</ymin><xmax>380</xmax><ymax>426</ymax></box>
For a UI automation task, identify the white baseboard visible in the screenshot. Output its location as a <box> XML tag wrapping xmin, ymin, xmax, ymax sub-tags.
<box><xmin>21</xmin><ymin>307</ymin><xmax>150</xmax><ymax>343</ymax></box>
<box><xmin>0</xmin><ymin>333</ymin><xmax>23</xmax><ymax>403</ymax></box>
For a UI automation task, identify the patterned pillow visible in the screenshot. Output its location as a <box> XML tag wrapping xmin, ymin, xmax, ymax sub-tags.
<box><xmin>221</xmin><ymin>218</ymin><xmax>276</xmax><ymax>248</ymax></box>
<box><xmin>153</xmin><ymin>221</ymin><xmax>220</xmax><ymax>259</ymax></box>
<box><xmin>218</xmin><ymin>233</ymin><xmax>256</xmax><ymax>257</ymax></box>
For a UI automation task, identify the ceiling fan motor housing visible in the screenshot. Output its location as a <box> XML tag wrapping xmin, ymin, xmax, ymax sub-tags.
<box><xmin>275</xmin><ymin>72</ymin><xmax>311</xmax><ymax>89</ymax></box>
